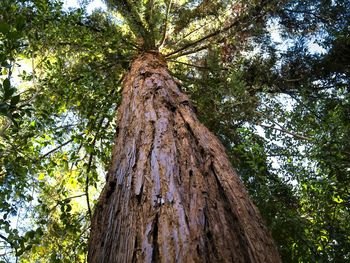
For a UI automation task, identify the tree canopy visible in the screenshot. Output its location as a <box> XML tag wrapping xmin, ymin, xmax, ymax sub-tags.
<box><xmin>0</xmin><ymin>0</ymin><xmax>349</xmax><ymax>262</ymax></box>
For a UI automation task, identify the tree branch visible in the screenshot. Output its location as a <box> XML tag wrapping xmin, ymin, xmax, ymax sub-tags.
<box><xmin>169</xmin><ymin>59</ymin><xmax>228</xmax><ymax>71</ymax></box>
<box><xmin>0</xmin><ymin>234</ymin><xmax>10</xmax><ymax>244</ymax></box>
<box><xmin>170</xmin><ymin>15</ymin><xmax>218</xmax><ymax>48</ymax></box>
<box><xmin>157</xmin><ymin>0</ymin><xmax>172</xmax><ymax>48</ymax></box>
<box><xmin>258</xmin><ymin>123</ymin><xmax>314</xmax><ymax>141</ymax></box>
<box><xmin>40</xmin><ymin>134</ymin><xmax>83</xmax><ymax>159</ymax></box>
<box><xmin>168</xmin><ymin>59</ymin><xmax>209</xmax><ymax>69</ymax></box>
<box><xmin>120</xmin><ymin>0</ymin><xmax>149</xmax><ymax>40</ymax></box>
<box><xmin>167</xmin><ymin>44</ymin><xmax>211</xmax><ymax>59</ymax></box>
<box><xmin>283</xmin><ymin>8</ymin><xmax>329</xmax><ymax>23</ymax></box>
<box><xmin>49</xmin><ymin>193</ymin><xmax>87</xmax><ymax>213</ymax></box>
<box><xmin>0</xmin><ymin>233</ymin><xmax>15</xmax><ymax>249</ymax></box>
<box><xmin>164</xmin><ymin>12</ymin><xmax>256</xmax><ymax>58</ymax></box>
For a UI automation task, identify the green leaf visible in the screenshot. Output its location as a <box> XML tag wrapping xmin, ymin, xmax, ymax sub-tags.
<box><xmin>1</xmin><ymin>60</ymin><xmax>12</xmax><ymax>69</ymax></box>
<box><xmin>38</xmin><ymin>173</ymin><xmax>45</xmax><ymax>180</ymax></box>
<box><xmin>15</xmin><ymin>249</ymin><xmax>24</xmax><ymax>256</ymax></box>
<box><xmin>332</xmin><ymin>195</ymin><xmax>344</xmax><ymax>204</ymax></box>
<box><xmin>36</xmin><ymin>227</ymin><xmax>44</xmax><ymax>236</ymax></box>
<box><xmin>0</xmin><ymin>22</ymin><xmax>10</xmax><ymax>34</ymax></box>
<box><xmin>0</xmin><ymin>103</ymin><xmax>9</xmax><ymax>115</ymax></box>
<box><xmin>8</xmin><ymin>31</ymin><xmax>21</xmax><ymax>40</ymax></box>
<box><xmin>15</xmin><ymin>16</ymin><xmax>26</xmax><ymax>30</ymax></box>
<box><xmin>66</xmin><ymin>204</ymin><xmax>72</xmax><ymax>212</ymax></box>
<box><xmin>26</xmin><ymin>230</ymin><xmax>36</xmax><ymax>239</ymax></box>
<box><xmin>10</xmin><ymin>94</ymin><xmax>20</xmax><ymax>105</ymax></box>
<box><xmin>3</xmin><ymin>78</ymin><xmax>10</xmax><ymax>90</ymax></box>
<box><xmin>3</xmin><ymin>78</ymin><xmax>14</xmax><ymax>100</ymax></box>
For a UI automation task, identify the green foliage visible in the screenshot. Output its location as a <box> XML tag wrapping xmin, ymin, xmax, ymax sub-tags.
<box><xmin>0</xmin><ymin>0</ymin><xmax>349</xmax><ymax>262</ymax></box>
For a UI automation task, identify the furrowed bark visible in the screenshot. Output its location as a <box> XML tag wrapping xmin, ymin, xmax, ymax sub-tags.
<box><xmin>88</xmin><ymin>52</ymin><xmax>281</xmax><ymax>263</ymax></box>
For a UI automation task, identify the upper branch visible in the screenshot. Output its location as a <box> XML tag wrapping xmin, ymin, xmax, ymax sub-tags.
<box><xmin>165</xmin><ymin>13</ymin><xmax>258</xmax><ymax>57</ymax></box>
<box><xmin>157</xmin><ymin>0</ymin><xmax>172</xmax><ymax>48</ymax></box>
<box><xmin>164</xmin><ymin>5</ymin><xmax>265</xmax><ymax>58</ymax></box>
<box><xmin>106</xmin><ymin>0</ymin><xmax>148</xmax><ymax>44</ymax></box>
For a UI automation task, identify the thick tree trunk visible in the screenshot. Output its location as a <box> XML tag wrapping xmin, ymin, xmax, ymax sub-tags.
<box><xmin>88</xmin><ymin>52</ymin><xmax>281</xmax><ymax>263</ymax></box>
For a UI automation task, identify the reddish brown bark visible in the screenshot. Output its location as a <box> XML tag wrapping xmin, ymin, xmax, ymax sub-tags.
<box><xmin>88</xmin><ymin>52</ymin><xmax>281</xmax><ymax>263</ymax></box>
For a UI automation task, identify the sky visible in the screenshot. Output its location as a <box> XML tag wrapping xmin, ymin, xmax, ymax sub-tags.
<box><xmin>63</xmin><ymin>0</ymin><xmax>106</xmax><ymax>13</ymax></box>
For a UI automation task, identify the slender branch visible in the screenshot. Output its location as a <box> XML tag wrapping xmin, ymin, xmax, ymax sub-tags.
<box><xmin>157</xmin><ymin>0</ymin><xmax>172</xmax><ymax>48</ymax></box>
<box><xmin>83</xmin><ymin>102</ymin><xmax>112</xmax><ymax>219</ymax></box>
<box><xmin>119</xmin><ymin>0</ymin><xmax>149</xmax><ymax>41</ymax></box>
<box><xmin>168</xmin><ymin>59</ymin><xmax>209</xmax><ymax>69</ymax></box>
<box><xmin>40</xmin><ymin>133</ymin><xmax>83</xmax><ymax>159</ymax></box>
<box><xmin>283</xmin><ymin>8</ymin><xmax>329</xmax><ymax>23</ymax></box>
<box><xmin>167</xmin><ymin>44</ymin><xmax>211</xmax><ymax>59</ymax></box>
<box><xmin>258</xmin><ymin>123</ymin><xmax>314</xmax><ymax>141</ymax></box>
<box><xmin>171</xmin><ymin>15</ymin><xmax>217</xmax><ymax>48</ymax></box>
<box><xmin>285</xmin><ymin>92</ymin><xmax>323</xmax><ymax>121</ymax></box>
<box><xmin>62</xmin><ymin>193</ymin><xmax>87</xmax><ymax>201</ymax></box>
<box><xmin>120</xmin><ymin>36</ymin><xmax>143</xmax><ymax>51</ymax></box>
<box><xmin>70</xmin><ymin>142</ymin><xmax>84</xmax><ymax>171</ymax></box>
<box><xmin>49</xmin><ymin>193</ymin><xmax>87</xmax><ymax>212</ymax></box>
<box><xmin>0</xmin><ymin>233</ymin><xmax>16</xmax><ymax>260</ymax></box>
<box><xmin>165</xmin><ymin>13</ymin><xmax>252</xmax><ymax>58</ymax></box>
<box><xmin>0</xmin><ymin>234</ymin><xmax>11</xmax><ymax>245</ymax></box>
<box><xmin>285</xmin><ymin>77</ymin><xmax>303</xmax><ymax>82</ymax></box>
<box><xmin>169</xmin><ymin>59</ymin><xmax>228</xmax><ymax>70</ymax></box>
<box><xmin>145</xmin><ymin>0</ymin><xmax>155</xmax><ymax>29</ymax></box>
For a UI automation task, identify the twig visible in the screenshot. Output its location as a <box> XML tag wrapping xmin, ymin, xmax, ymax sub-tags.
<box><xmin>49</xmin><ymin>193</ymin><xmax>87</xmax><ymax>212</ymax></box>
<box><xmin>0</xmin><ymin>234</ymin><xmax>11</xmax><ymax>245</ymax></box>
<box><xmin>40</xmin><ymin>134</ymin><xmax>82</xmax><ymax>159</ymax></box>
<box><xmin>258</xmin><ymin>123</ymin><xmax>314</xmax><ymax>141</ymax></box>
<box><xmin>0</xmin><ymin>233</ymin><xmax>17</xmax><ymax>260</ymax></box>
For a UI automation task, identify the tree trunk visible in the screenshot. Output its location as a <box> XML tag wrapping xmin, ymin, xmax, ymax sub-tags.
<box><xmin>88</xmin><ymin>52</ymin><xmax>281</xmax><ymax>263</ymax></box>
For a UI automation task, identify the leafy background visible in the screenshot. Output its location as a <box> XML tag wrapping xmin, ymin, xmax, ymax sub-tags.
<box><xmin>0</xmin><ymin>0</ymin><xmax>349</xmax><ymax>262</ymax></box>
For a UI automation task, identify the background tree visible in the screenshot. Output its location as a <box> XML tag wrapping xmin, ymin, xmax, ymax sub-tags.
<box><xmin>0</xmin><ymin>0</ymin><xmax>349</xmax><ymax>262</ymax></box>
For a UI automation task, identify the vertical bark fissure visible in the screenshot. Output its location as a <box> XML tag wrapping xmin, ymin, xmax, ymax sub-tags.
<box><xmin>210</xmin><ymin>161</ymin><xmax>252</xmax><ymax>263</ymax></box>
<box><xmin>131</xmin><ymin>235</ymin><xmax>138</xmax><ymax>263</ymax></box>
<box><xmin>88</xmin><ymin>52</ymin><xmax>281</xmax><ymax>263</ymax></box>
<box><xmin>151</xmin><ymin>213</ymin><xmax>160</xmax><ymax>262</ymax></box>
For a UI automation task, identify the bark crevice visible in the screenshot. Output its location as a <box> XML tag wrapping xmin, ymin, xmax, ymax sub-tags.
<box><xmin>151</xmin><ymin>213</ymin><xmax>160</xmax><ymax>263</ymax></box>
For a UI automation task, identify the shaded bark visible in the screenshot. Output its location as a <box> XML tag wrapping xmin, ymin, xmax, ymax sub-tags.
<box><xmin>88</xmin><ymin>52</ymin><xmax>281</xmax><ymax>263</ymax></box>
